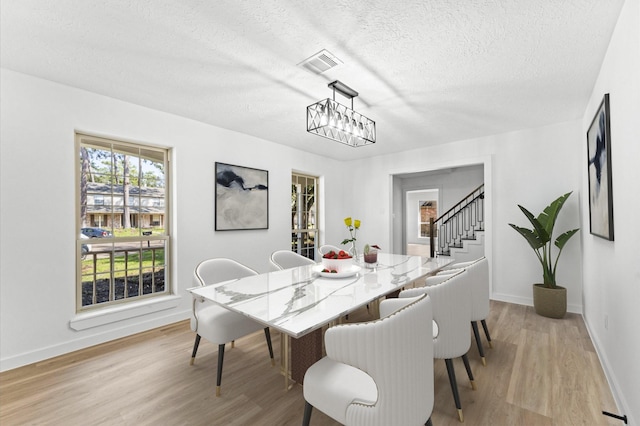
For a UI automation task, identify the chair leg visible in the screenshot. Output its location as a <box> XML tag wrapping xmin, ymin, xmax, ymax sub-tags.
<box><xmin>264</xmin><ymin>327</ymin><xmax>275</xmax><ymax>366</ymax></box>
<box><xmin>216</xmin><ymin>343</ymin><xmax>225</xmax><ymax>397</ymax></box>
<box><xmin>425</xmin><ymin>416</ymin><xmax>433</xmax><ymax>426</ymax></box>
<box><xmin>461</xmin><ymin>353</ymin><xmax>476</xmax><ymax>390</ymax></box>
<box><xmin>481</xmin><ymin>319</ymin><xmax>493</xmax><ymax>348</ymax></box>
<box><xmin>302</xmin><ymin>401</ymin><xmax>313</xmax><ymax>426</ymax></box>
<box><xmin>471</xmin><ymin>321</ymin><xmax>486</xmax><ymax>366</ymax></box>
<box><xmin>444</xmin><ymin>358</ymin><xmax>464</xmax><ymax>423</ymax></box>
<box><xmin>190</xmin><ymin>334</ymin><xmax>201</xmax><ymax>365</ymax></box>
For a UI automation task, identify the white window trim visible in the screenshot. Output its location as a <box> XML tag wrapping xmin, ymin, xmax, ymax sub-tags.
<box><xmin>76</xmin><ymin>132</ymin><xmax>172</xmax><ymax>312</ymax></box>
<box><xmin>70</xmin><ymin>294</ymin><xmax>181</xmax><ymax>330</ymax></box>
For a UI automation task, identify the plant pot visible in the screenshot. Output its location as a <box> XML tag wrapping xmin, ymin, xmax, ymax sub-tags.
<box><xmin>532</xmin><ymin>284</ymin><xmax>567</xmax><ymax>319</ymax></box>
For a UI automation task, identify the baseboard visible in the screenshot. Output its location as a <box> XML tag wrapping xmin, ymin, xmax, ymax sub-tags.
<box><xmin>583</xmin><ymin>316</ymin><xmax>633</xmax><ymax>426</ymax></box>
<box><xmin>490</xmin><ymin>292</ymin><xmax>582</xmax><ymax>314</ymax></box>
<box><xmin>0</xmin><ymin>309</ymin><xmax>191</xmax><ymax>373</ymax></box>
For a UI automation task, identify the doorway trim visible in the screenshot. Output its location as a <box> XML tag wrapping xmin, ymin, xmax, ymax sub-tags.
<box><xmin>388</xmin><ymin>155</ymin><xmax>493</xmax><ymax>286</ymax></box>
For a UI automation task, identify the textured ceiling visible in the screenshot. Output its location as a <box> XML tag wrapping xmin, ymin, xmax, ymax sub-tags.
<box><xmin>0</xmin><ymin>0</ymin><xmax>625</xmax><ymax>160</ymax></box>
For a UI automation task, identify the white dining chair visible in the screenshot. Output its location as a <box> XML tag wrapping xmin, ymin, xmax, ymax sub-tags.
<box><xmin>269</xmin><ymin>249</ymin><xmax>316</xmax><ymax>271</ymax></box>
<box><xmin>190</xmin><ymin>258</ymin><xmax>274</xmax><ymax>396</ymax></box>
<box><xmin>302</xmin><ymin>294</ymin><xmax>434</xmax><ymax>426</ymax></box>
<box><xmin>400</xmin><ymin>269</ymin><xmax>475</xmax><ymax>423</ymax></box>
<box><xmin>440</xmin><ymin>257</ymin><xmax>492</xmax><ymax>365</ymax></box>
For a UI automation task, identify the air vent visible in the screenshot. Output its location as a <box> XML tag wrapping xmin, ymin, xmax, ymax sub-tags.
<box><xmin>298</xmin><ymin>49</ymin><xmax>343</xmax><ymax>74</ymax></box>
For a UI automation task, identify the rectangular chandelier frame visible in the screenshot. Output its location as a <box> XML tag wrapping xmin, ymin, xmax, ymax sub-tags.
<box><xmin>306</xmin><ymin>81</ymin><xmax>376</xmax><ymax>147</ymax></box>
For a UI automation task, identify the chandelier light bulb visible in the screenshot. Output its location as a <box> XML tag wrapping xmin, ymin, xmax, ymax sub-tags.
<box><xmin>306</xmin><ymin>80</ymin><xmax>376</xmax><ymax>147</ymax></box>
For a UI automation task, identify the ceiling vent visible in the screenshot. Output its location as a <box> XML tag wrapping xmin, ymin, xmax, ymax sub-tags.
<box><xmin>298</xmin><ymin>49</ymin><xmax>343</xmax><ymax>74</ymax></box>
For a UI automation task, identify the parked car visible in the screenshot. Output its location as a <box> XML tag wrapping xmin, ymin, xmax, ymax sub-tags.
<box><xmin>81</xmin><ymin>227</ymin><xmax>113</xmax><ymax>238</ymax></box>
<box><xmin>81</xmin><ymin>234</ymin><xmax>92</xmax><ymax>259</ymax></box>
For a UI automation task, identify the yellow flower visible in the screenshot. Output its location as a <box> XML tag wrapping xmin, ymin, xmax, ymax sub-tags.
<box><xmin>354</xmin><ymin>219</ymin><xmax>361</xmax><ymax>229</ymax></box>
<box><xmin>344</xmin><ymin>217</ymin><xmax>352</xmax><ymax>227</ymax></box>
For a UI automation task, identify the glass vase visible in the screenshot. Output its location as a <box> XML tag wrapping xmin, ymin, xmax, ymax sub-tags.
<box><xmin>349</xmin><ymin>242</ymin><xmax>358</xmax><ymax>261</ymax></box>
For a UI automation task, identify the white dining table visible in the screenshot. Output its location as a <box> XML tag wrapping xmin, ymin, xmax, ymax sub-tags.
<box><xmin>189</xmin><ymin>253</ymin><xmax>453</xmax><ymax>388</ymax></box>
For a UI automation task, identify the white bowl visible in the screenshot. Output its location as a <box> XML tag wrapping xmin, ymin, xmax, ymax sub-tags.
<box><xmin>321</xmin><ymin>257</ymin><xmax>354</xmax><ymax>273</ymax></box>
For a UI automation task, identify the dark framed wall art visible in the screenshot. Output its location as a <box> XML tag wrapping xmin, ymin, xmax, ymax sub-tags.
<box><xmin>586</xmin><ymin>93</ymin><xmax>614</xmax><ymax>241</ymax></box>
<box><xmin>215</xmin><ymin>162</ymin><xmax>269</xmax><ymax>230</ymax></box>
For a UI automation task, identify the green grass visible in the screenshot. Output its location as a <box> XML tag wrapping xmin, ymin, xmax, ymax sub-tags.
<box><xmin>82</xmin><ymin>248</ymin><xmax>164</xmax><ymax>278</ymax></box>
<box><xmin>112</xmin><ymin>227</ymin><xmax>165</xmax><ymax>237</ymax></box>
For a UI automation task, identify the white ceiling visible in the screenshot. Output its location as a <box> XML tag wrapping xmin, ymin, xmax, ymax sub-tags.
<box><xmin>0</xmin><ymin>0</ymin><xmax>625</xmax><ymax>160</ymax></box>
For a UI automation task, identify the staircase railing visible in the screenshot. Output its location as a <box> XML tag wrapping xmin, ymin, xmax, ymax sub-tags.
<box><xmin>429</xmin><ymin>184</ymin><xmax>484</xmax><ymax>257</ymax></box>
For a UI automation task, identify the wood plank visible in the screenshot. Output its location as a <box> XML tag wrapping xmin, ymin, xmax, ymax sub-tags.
<box><xmin>0</xmin><ymin>301</ymin><xmax>620</xmax><ymax>425</ymax></box>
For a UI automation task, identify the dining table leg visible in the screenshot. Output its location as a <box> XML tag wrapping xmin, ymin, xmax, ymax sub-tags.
<box><xmin>290</xmin><ymin>329</ymin><xmax>323</xmax><ymax>384</ymax></box>
<box><xmin>282</xmin><ymin>334</ymin><xmax>291</xmax><ymax>391</ymax></box>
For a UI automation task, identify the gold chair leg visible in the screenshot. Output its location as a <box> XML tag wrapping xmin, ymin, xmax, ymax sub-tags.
<box><xmin>189</xmin><ymin>357</ymin><xmax>195</xmax><ymax>366</ymax></box>
<box><xmin>470</xmin><ymin>379</ymin><xmax>476</xmax><ymax>390</ymax></box>
<box><xmin>216</xmin><ymin>386</ymin><xmax>221</xmax><ymax>397</ymax></box>
<box><xmin>481</xmin><ymin>356</ymin><xmax>487</xmax><ymax>367</ymax></box>
<box><xmin>457</xmin><ymin>409</ymin><xmax>464</xmax><ymax>422</ymax></box>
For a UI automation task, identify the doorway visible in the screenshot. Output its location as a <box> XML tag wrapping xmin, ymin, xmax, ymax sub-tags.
<box><xmin>390</xmin><ymin>163</ymin><xmax>488</xmax><ymax>257</ymax></box>
<box><xmin>405</xmin><ymin>189</ymin><xmax>439</xmax><ymax>256</ymax></box>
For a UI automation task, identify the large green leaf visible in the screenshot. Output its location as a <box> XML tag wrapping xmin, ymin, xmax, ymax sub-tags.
<box><xmin>509</xmin><ymin>224</ymin><xmax>545</xmax><ymax>250</ymax></box>
<box><xmin>538</xmin><ymin>192</ymin><xmax>572</xmax><ymax>236</ymax></box>
<box><xmin>555</xmin><ymin>228</ymin><xmax>579</xmax><ymax>250</ymax></box>
<box><xmin>518</xmin><ymin>205</ymin><xmax>549</xmax><ymax>243</ymax></box>
<box><xmin>511</xmin><ymin>192</ymin><xmax>579</xmax><ymax>288</ymax></box>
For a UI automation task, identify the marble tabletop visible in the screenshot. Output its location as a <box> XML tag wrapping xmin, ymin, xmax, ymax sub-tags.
<box><xmin>189</xmin><ymin>253</ymin><xmax>453</xmax><ymax>338</ymax></box>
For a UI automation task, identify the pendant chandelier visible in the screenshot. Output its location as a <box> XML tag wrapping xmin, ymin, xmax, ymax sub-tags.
<box><xmin>306</xmin><ymin>80</ymin><xmax>376</xmax><ymax>147</ymax></box>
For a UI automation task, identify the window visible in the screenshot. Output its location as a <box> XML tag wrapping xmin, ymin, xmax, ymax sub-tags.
<box><xmin>76</xmin><ymin>133</ymin><xmax>171</xmax><ymax>311</ymax></box>
<box><xmin>291</xmin><ymin>173</ymin><xmax>318</xmax><ymax>260</ymax></box>
<box><xmin>419</xmin><ymin>200</ymin><xmax>438</xmax><ymax>237</ymax></box>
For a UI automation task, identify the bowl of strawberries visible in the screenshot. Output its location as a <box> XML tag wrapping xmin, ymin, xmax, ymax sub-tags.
<box><xmin>321</xmin><ymin>250</ymin><xmax>354</xmax><ymax>273</ymax></box>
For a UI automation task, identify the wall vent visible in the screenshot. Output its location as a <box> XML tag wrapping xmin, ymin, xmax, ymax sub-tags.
<box><xmin>298</xmin><ymin>49</ymin><xmax>343</xmax><ymax>74</ymax></box>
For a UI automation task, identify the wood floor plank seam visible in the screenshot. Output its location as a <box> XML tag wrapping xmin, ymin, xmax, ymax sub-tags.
<box><xmin>0</xmin><ymin>301</ymin><xmax>619</xmax><ymax>425</ymax></box>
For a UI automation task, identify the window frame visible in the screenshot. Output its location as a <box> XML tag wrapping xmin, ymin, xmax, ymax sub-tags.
<box><xmin>291</xmin><ymin>172</ymin><xmax>319</xmax><ymax>260</ymax></box>
<box><xmin>75</xmin><ymin>132</ymin><xmax>172</xmax><ymax>313</ymax></box>
<box><xmin>419</xmin><ymin>199</ymin><xmax>438</xmax><ymax>238</ymax></box>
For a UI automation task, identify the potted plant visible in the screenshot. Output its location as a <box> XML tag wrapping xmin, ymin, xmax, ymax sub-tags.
<box><xmin>508</xmin><ymin>192</ymin><xmax>579</xmax><ymax>318</ymax></box>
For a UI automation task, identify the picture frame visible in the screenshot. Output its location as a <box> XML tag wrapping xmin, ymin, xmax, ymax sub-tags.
<box><xmin>586</xmin><ymin>93</ymin><xmax>614</xmax><ymax>241</ymax></box>
<box><xmin>215</xmin><ymin>162</ymin><xmax>269</xmax><ymax>231</ymax></box>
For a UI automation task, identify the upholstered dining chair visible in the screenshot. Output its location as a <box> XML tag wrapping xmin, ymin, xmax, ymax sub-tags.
<box><xmin>269</xmin><ymin>249</ymin><xmax>316</xmax><ymax>271</ymax></box>
<box><xmin>400</xmin><ymin>270</ymin><xmax>475</xmax><ymax>423</ymax></box>
<box><xmin>302</xmin><ymin>294</ymin><xmax>435</xmax><ymax>426</ymax></box>
<box><xmin>190</xmin><ymin>258</ymin><xmax>274</xmax><ymax>397</ymax></box>
<box><xmin>440</xmin><ymin>257</ymin><xmax>492</xmax><ymax>365</ymax></box>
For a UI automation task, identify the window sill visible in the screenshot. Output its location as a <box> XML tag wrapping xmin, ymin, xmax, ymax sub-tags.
<box><xmin>69</xmin><ymin>295</ymin><xmax>181</xmax><ymax>331</ymax></box>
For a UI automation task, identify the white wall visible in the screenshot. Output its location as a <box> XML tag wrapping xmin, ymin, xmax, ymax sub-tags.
<box><xmin>0</xmin><ymin>69</ymin><xmax>348</xmax><ymax>371</ymax></box>
<box><xmin>581</xmin><ymin>0</ymin><xmax>640</xmax><ymax>421</ymax></box>
<box><xmin>348</xmin><ymin>120</ymin><xmax>583</xmax><ymax>312</ymax></box>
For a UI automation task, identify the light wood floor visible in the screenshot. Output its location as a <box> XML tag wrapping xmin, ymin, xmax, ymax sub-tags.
<box><xmin>0</xmin><ymin>301</ymin><xmax>619</xmax><ymax>425</ymax></box>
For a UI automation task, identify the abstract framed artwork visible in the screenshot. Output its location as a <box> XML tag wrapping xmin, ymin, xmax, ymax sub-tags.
<box><xmin>586</xmin><ymin>93</ymin><xmax>614</xmax><ymax>241</ymax></box>
<box><xmin>215</xmin><ymin>162</ymin><xmax>268</xmax><ymax>231</ymax></box>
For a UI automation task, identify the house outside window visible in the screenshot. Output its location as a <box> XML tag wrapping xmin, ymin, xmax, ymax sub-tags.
<box><xmin>419</xmin><ymin>200</ymin><xmax>438</xmax><ymax>237</ymax></box>
<box><xmin>76</xmin><ymin>133</ymin><xmax>171</xmax><ymax>311</ymax></box>
<box><xmin>291</xmin><ymin>173</ymin><xmax>318</xmax><ymax>260</ymax></box>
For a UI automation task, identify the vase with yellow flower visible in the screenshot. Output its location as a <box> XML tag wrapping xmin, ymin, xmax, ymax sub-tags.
<box><xmin>341</xmin><ymin>217</ymin><xmax>361</xmax><ymax>259</ymax></box>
